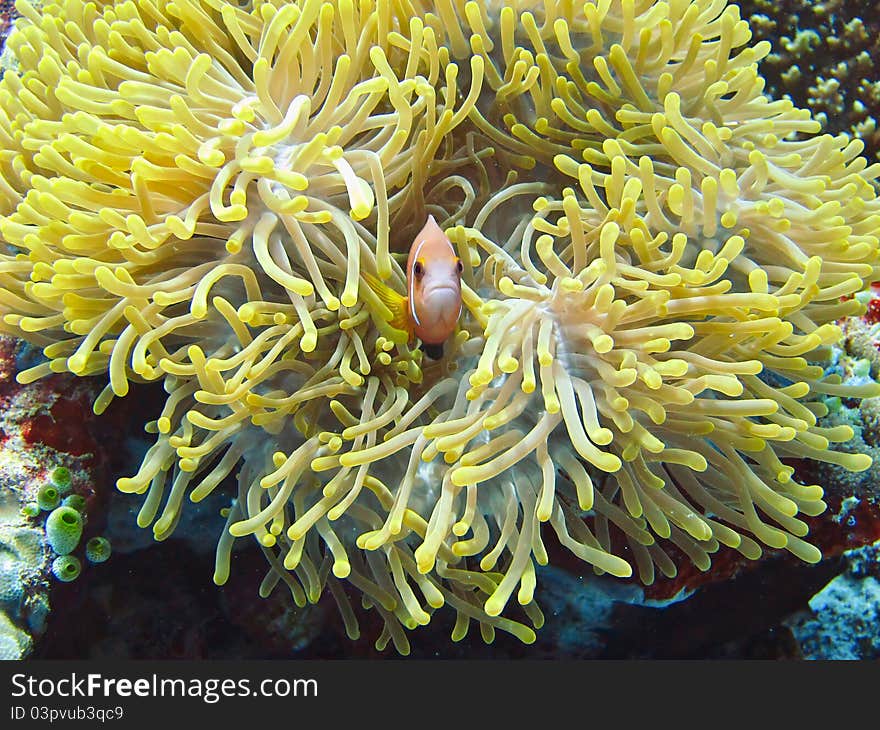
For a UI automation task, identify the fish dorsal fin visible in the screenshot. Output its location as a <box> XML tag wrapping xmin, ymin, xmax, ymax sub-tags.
<box><xmin>362</xmin><ymin>271</ymin><xmax>411</xmax><ymax>336</ymax></box>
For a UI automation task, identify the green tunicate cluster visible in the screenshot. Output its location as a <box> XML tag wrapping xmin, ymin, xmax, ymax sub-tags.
<box><xmin>20</xmin><ymin>503</ymin><xmax>40</xmax><ymax>518</ymax></box>
<box><xmin>36</xmin><ymin>483</ymin><xmax>60</xmax><ymax>511</ymax></box>
<box><xmin>49</xmin><ymin>467</ymin><xmax>72</xmax><ymax>493</ymax></box>
<box><xmin>62</xmin><ymin>495</ymin><xmax>86</xmax><ymax>512</ymax></box>
<box><xmin>51</xmin><ymin>555</ymin><xmax>81</xmax><ymax>582</ymax></box>
<box><xmin>85</xmin><ymin>536</ymin><xmax>111</xmax><ymax>564</ymax></box>
<box><xmin>45</xmin><ymin>506</ymin><xmax>82</xmax><ymax>555</ymax></box>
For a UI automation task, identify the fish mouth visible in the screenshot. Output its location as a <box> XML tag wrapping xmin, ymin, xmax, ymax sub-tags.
<box><xmin>422</xmin><ymin>283</ymin><xmax>461</xmax><ymax>299</ymax></box>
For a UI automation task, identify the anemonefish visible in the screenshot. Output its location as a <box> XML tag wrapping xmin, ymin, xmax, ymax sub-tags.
<box><xmin>363</xmin><ymin>216</ymin><xmax>463</xmax><ymax>359</ymax></box>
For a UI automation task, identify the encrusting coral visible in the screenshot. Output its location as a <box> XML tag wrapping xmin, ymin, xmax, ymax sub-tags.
<box><xmin>738</xmin><ymin>0</ymin><xmax>880</xmax><ymax>161</ymax></box>
<box><xmin>1</xmin><ymin>0</ymin><xmax>879</xmax><ymax>653</ymax></box>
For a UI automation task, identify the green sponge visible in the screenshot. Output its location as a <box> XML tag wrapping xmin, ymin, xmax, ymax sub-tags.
<box><xmin>49</xmin><ymin>466</ymin><xmax>72</xmax><ymax>494</ymax></box>
<box><xmin>45</xmin><ymin>506</ymin><xmax>83</xmax><ymax>555</ymax></box>
<box><xmin>51</xmin><ymin>555</ymin><xmax>81</xmax><ymax>582</ymax></box>
<box><xmin>36</xmin><ymin>483</ymin><xmax>61</xmax><ymax>511</ymax></box>
<box><xmin>62</xmin><ymin>495</ymin><xmax>86</xmax><ymax>512</ymax></box>
<box><xmin>85</xmin><ymin>536</ymin><xmax>111</xmax><ymax>564</ymax></box>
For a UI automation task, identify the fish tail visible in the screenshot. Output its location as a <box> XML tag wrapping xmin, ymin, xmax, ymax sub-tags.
<box><xmin>361</xmin><ymin>271</ymin><xmax>412</xmax><ymax>339</ymax></box>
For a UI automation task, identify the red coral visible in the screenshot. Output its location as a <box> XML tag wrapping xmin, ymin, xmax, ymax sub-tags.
<box><xmin>642</xmin><ymin>494</ymin><xmax>880</xmax><ymax>601</ymax></box>
<box><xmin>0</xmin><ymin>336</ymin><xmax>19</xmax><ymax>394</ymax></box>
<box><xmin>642</xmin><ymin>544</ymin><xmax>747</xmax><ymax>601</ymax></box>
<box><xmin>805</xmin><ymin>495</ymin><xmax>880</xmax><ymax>556</ymax></box>
<box><xmin>19</xmin><ymin>376</ymin><xmax>100</xmax><ymax>456</ymax></box>
<box><xmin>863</xmin><ymin>296</ymin><xmax>880</xmax><ymax>326</ymax></box>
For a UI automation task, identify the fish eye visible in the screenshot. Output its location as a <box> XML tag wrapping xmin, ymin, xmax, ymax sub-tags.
<box><xmin>456</xmin><ymin>259</ymin><xmax>463</xmax><ymax>273</ymax></box>
<box><xmin>414</xmin><ymin>261</ymin><xmax>424</xmax><ymax>277</ymax></box>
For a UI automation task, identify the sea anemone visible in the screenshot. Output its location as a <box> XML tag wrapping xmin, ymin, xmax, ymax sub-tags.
<box><xmin>1</xmin><ymin>0</ymin><xmax>879</xmax><ymax>654</ymax></box>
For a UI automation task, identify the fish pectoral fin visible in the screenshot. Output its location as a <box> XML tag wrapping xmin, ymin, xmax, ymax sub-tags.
<box><xmin>362</xmin><ymin>271</ymin><xmax>412</xmax><ymax>339</ymax></box>
<box><xmin>389</xmin><ymin>301</ymin><xmax>410</xmax><ymax>335</ymax></box>
<box><xmin>363</xmin><ymin>271</ymin><xmax>404</xmax><ymax>311</ymax></box>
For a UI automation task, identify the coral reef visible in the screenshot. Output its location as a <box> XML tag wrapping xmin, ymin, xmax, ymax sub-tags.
<box><xmin>738</xmin><ymin>0</ymin><xmax>880</xmax><ymax>160</ymax></box>
<box><xmin>0</xmin><ymin>0</ymin><xmax>15</xmax><ymax>52</ymax></box>
<box><xmin>0</xmin><ymin>333</ymin><xmax>124</xmax><ymax>658</ymax></box>
<box><xmin>0</xmin><ymin>518</ymin><xmax>45</xmax><ymax>658</ymax></box>
<box><xmin>786</xmin><ymin>542</ymin><xmax>880</xmax><ymax>659</ymax></box>
<box><xmin>808</xmin><ymin>295</ymin><xmax>880</xmax><ymax>510</ymax></box>
<box><xmin>1</xmin><ymin>0</ymin><xmax>879</xmax><ymax>654</ymax></box>
<box><xmin>0</xmin><ymin>338</ymin><xmax>61</xmax><ymax>657</ymax></box>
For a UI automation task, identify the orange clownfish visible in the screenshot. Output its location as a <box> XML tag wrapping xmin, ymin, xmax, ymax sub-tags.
<box><xmin>364</xmin><ymin>215</ymin><xmax>463</xmax><ymax>359</ymax></box>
